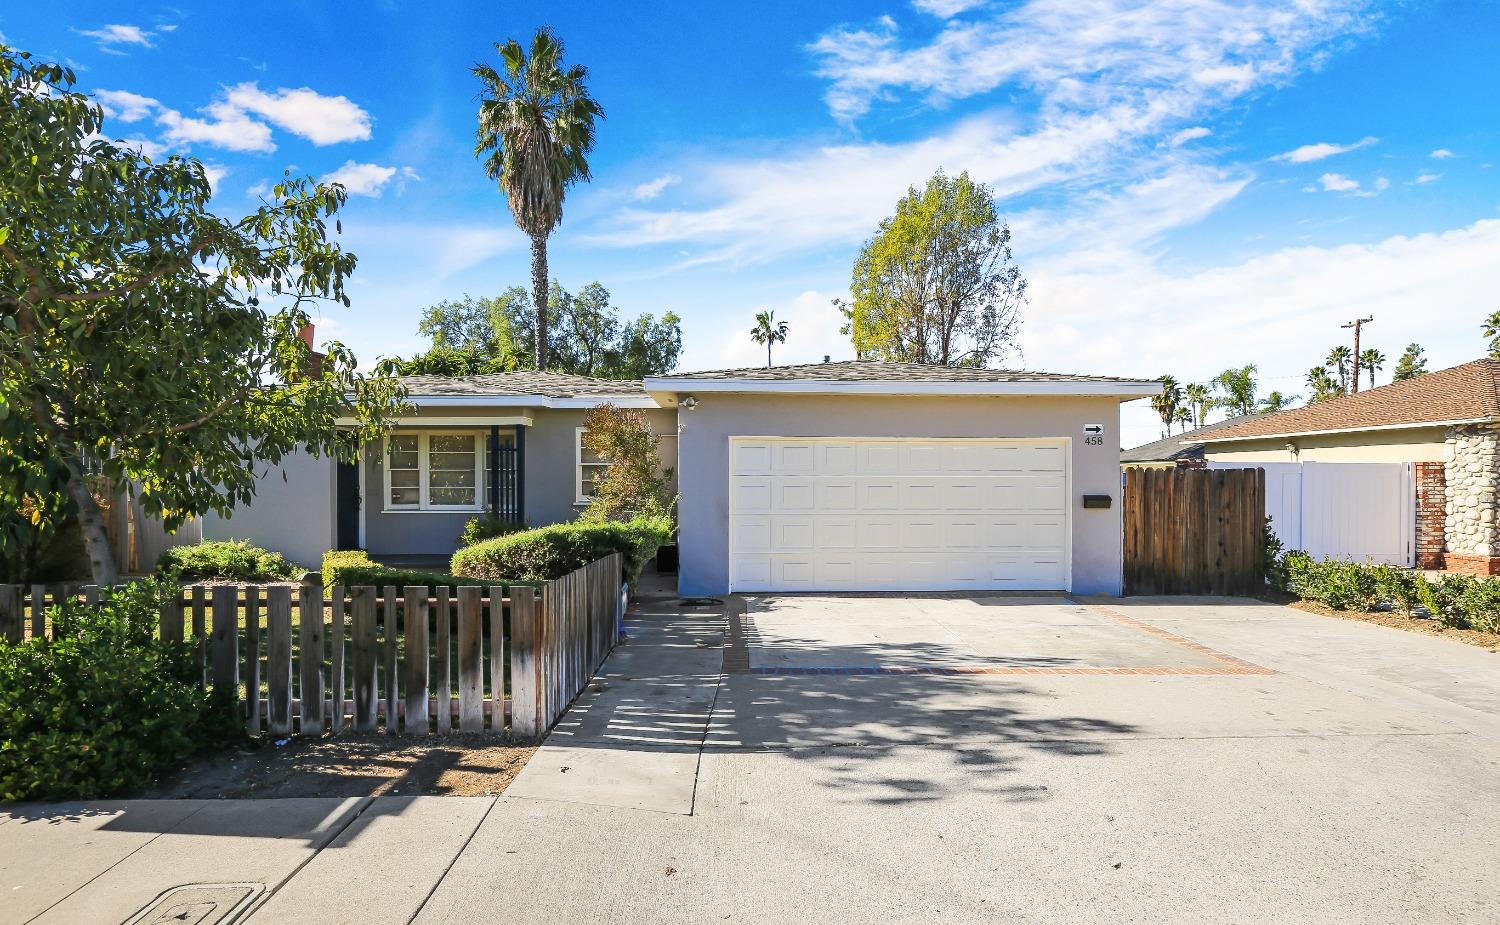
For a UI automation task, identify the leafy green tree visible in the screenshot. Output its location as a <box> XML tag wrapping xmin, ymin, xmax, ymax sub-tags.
<box><xmin>1213</xmin><ymin>365</ymin><xmax>1259</xmax><ymax>417</ymax></box>
<box><xmin>1325</xmin><ymin>345</ymin><xmax>1352</xmax><ymax>394</ymax></box>
<box><xmin>398</xmin><ymin>344</ymin><xmax>519</xmax><ymax>377</ymax></box>
<box><xmin>1150</xmin><ymin>375</ymin><xmax>1184</xmax><ymax>436</ymax></box>
<box><xmin>839</xmin><ymin>170</ymin><xmax>1026</xmax><ymax>367</ymax></box>
<box><xmin>1305</xmin><ymin>365</ymin><xmax>1343</xmax><ymax>402</ymax></box>
<box><xmin>1392</xmin><ymin>343</ymin><xmax>1427</xmax><ymax>381</ymax></box>
<box><xmin>749</xmin><ymin>310</ymin><xmax>789</xmax><ymax>368</ymax></box>
<box><xmin>1483</xmin><ymin>310</ymin><xmax>1500</xmax><ymax>359</ymax></box>
<box><xmin>1183</xmin><ymin>383</ymin><xmax>1215</xmax><ymax>427</ymax></box>
<box><xmin>555</xmin><ymin>282</ymin><xmax>619</xmax><ymax>376</ymax></box>
<box><xmin>1359</xmin><ymin>348</ymin><xmax>1385</xmax><ymax>390</ymax></box>
<box><xmin>578</xmin><ymin>403</ymin><xmax>675</xmax><ymax>523</ymax></box>
<box><xmin>1258</xmin><ymin>391</ymin><xmax>1300</xmax><ymax>413</ymax></box>
<box><xmin>416</xmin><ymin>293</ymin><xmax>526</xmax><ymax>359</ymax></box>
<box><xmin>0</xmin><ymin>46</ymin><xmax>406</xmax><ymax>584</ymax></box>
<box><xmin>474</xmin><ymin>27</ymin><xmax>604</xmax><ymax>371</ymax></box>
<box><xmin>612</xmin><ymin>310</ymin><xmax>682</xmax><ymax>379</ymax></box>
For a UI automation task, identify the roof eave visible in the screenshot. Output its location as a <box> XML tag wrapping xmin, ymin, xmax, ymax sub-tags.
<box><xmin>642</xmin><ymin>378</ymin><xmax>1162</xmax><ymax>399</ymax></box>
<box><xmin>1196</xmin><ymin>417</ymin><xmax>1491</xmax><ymax>444</ymax></box>
<box><xmin>405</xmin><ymin>394</ymin><xmax>661</xmax><ymax>409</ymax></box>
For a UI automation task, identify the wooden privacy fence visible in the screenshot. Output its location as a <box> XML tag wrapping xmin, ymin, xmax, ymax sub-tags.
<box><xmin>1123</xmin><ymin>467</ymin><xmax>1266</xmax><ymax>596</ymax></box>
<box><xmin>0</xmin><ymin>552</ymin><xmax>624</xmax><ymax>738</ymax></box>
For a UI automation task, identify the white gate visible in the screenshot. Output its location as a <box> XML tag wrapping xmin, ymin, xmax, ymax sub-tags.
<box><xmin>1207</xmin><ymin>461</ymin><xmax>1416</xmax><ymax>566</ymax></box>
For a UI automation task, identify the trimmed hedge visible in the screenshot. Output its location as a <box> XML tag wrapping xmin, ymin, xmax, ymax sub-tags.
<box><xmin>451</xmin><ymin>515</ymin><xmax>672</xmax><ymax>584</ymax></box>
<box><xmin>1278</xmin><ymin>551</ymin><xmax>1500</xmax><ymax>634</ymax></box>
<box><xmin>320</xmin><ymin>550</ymin><xmax>467</xmax><ymax>591</ymax></box>
<box><xmin>157</xmin><ymin>540</ymin><xmax>298</xmax><ymax>582</ymax></box>
<box><xmin>459</xmin><ymin>516</ymin><xmax>527</xmax><ymax>548</ymax></box>
<box><xmin>0</xmin><ymin>579</ymin><xmax>241</xmax><ymax>800</ymax></box>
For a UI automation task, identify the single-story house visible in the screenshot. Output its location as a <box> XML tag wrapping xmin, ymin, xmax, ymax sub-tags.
<box><xmin>1193</xmin><ymin>358</ymin><xmax>1500</xmax><ymax>575</ymax></box>
<box><xmin>1119</xmin><ymin>415</ymin><xmax>1257</xmax><ymax>468</ymax></box>
<box><xmin>125</xmin><ymin>361</ymin><xmax>1161</xmax><ymax>596</ymax></box>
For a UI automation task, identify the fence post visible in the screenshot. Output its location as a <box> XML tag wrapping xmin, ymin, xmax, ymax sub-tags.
<box><xmin>266</xmin><ymin>585</ymin><xmax>293</xmax><ymax>737</ymax></box>
<box><xmin>192</xmin><ymin>585</ymin><xmax>208</xmax><ymax>684</ymax></box>
<box><xmin>299</xmin><ymin>581</ymin><xmax>326</xmax><ymax>736</ymax></box>
<box><xmin>329</xmin><ymin>586</ymin><xmax>346</xmax><ymax>733</ymax></box>
<box><xmin>29</xmin><ymin>584</ymin><xmax>46</xmax><ymax>640</ymax></box>
<box><xmin>244</xmin><ymin>586</ymin><xmax>262</xmax><ymax>736</ymax></box>
<box><xmin>434</xmin><ymin>587</ymin><xmax>452</xmax><ymax>733</ymax></box>
<box><xmin>351</xmin><ymin>586</ymin><xmax>378</xmax><ymax>732</ymax></box>
<box><xmin>0</xmin><ymin>585</ymin><xmax>21</xmax><ymax>644</ymax></box>
<box><xmin>457</xmin><ymin>586</ymin><xmax>484</xmax><ymax>732</ymax></box>
<box><xmin>210</xmin><ymin>586</ymin><xmax>239</xmax><ymax>696</ymax></box>
<box><xmin>403</xmin><ymin>586</ymin><xmax>430</xmax><ymax>734</ymax></box>
<box><xmin>487</xmin><ymin>586</ymin><xmax>505</xmax><ymax>732</ymax></box>
<box><xmin>382</xmin><ymin>585</ymin><xmax>399</xmax><ymax>733</ymax></box>
<box><xmin>509</xmin><ymin>585</ymin><xmax>538</xmax><ymax>737</ymax></box>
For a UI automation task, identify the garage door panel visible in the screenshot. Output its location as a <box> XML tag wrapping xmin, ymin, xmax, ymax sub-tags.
<box><xmin>734</xmin><ymin>443</ymin><xmax>773</xmax><ymax>474</ymax></box>
<box><xmin>733</xmin><ymin>477</ymin><xmax>773</xmax><ymax>512</ymax></box>
<box><xmin>731</xmin><ymin>438</ymin><xmax>1069</xmax><ymax>592</ymax></box>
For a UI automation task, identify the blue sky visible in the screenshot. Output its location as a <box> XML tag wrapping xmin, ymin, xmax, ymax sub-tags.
<box><xmin>5</xmin><ymin>0</ymin><xmax>1498</xmax><ymax>445</ymax></box>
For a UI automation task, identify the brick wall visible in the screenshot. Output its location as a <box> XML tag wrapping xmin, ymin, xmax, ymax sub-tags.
<box><xmin>1415</xmin><ymin>461</ymin><xmax>1446</xmax><ymax>569</ymax></box>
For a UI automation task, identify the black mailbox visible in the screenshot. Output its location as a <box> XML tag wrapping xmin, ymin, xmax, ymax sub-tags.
<box><xmin>1082</xmin><ymin>494</ymin><xmax>1112</xmax><ymax>509</ymax></box>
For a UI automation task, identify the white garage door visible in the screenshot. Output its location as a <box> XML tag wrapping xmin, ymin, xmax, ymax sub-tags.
<box><xmin>729</xmin><ymin>437</ymin><xmax>1070</xmax><ymax>592</ymax></box>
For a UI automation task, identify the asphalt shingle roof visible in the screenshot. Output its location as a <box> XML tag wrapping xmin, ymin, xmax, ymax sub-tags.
<box><xmin>655</xmin><ymin>360</ymin><xmax>1155</xmax><ymax>384</ymax></box>
<box><xmin>1199</xmin><ymin>358</ymin><xmax>1500</xmax><ymax>443</ymax></box>
<box><xmin>397</xmin><ymin>371</ymin><xmax>646</xmax><ymax>398</ymax></box>
<box><xmin>1120</xmin><ymin>415</ymin><xmax>1259</xmax><ymax>463</ymax></box>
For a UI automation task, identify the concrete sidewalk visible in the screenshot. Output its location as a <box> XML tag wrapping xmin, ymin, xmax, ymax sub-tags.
<box><xmin>4</xmin><ymin>592</ymin><xmax>1500</xmax><ymax>924</ymax></box>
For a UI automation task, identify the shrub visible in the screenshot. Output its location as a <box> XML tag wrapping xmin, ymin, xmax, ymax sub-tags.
<box><xmin>157</xmin><ymin>539</ymin><xmax>298</xmax><ymax>582</ymax></box>
<box><xmin>320</xmin><ymin>549</ymin><xmax>464</xmax><ymax>591</ymax></box>
<box><xmin>1262</xmin><ymin>517</ymin><xmax>1287</xmax><ymax>591</ymax></box>
<box><xmin>451</xmin><ymin>514</ymin><xmax>673</xmax><ymax>584</ymax></box>
<box><xmin>578</xmin><ymin>403</ymin><xmax>676</xmax><ymax>524</ymax></box>
<box><xmin>459</xmin><ymin>516</ymin><xmax>526</xmax><ymax>548</ymax></box>
<box><xmin>1273</xmin><ymin>549</ymin><xmax>1500</xmax><ymax>634</ymax></box>
<box><xmin>0</xmin><ymin>579</ymin><xmax>241</xmax><ymax>800</ymax></box>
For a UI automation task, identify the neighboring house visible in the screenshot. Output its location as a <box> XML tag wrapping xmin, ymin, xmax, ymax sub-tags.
<box><xmin>1119</xmin><ymin>415</ymin><xmax>1258</xmax><ymax>468</ymax></box>
<box><xmin>127</xmin><ymin>361</ymin><xmax>1161</xmax><ymax>595</ymax></box>
<box><xmin>1195</xmin><ymin>358</ymin><xmax>1500</xmax><ymax>575</ymax></box>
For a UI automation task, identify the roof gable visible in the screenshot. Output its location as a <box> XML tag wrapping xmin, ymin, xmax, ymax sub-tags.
<box><xmin>645</xmin><ymin>360</ymin><xmax>1160</xmax><ymax>398</ymax></box>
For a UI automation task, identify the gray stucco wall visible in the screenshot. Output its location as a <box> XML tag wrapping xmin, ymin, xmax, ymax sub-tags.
<box><xmin>201</xmin><ymin>447</ymin><xmax>336</xmax><ymax>569</ymax></box>
<box><xmin>362</xmin><ymin>408</ymin><xmax>679</xmax><ymax>559</ymax></box>
<box><xmin>674</xmin><ymin>393</ymin><xmax>1126</xmax><ymax>596</ymax></box>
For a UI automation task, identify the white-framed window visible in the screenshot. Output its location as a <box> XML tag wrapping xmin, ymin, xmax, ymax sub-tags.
<box><xmin>575</xmin><ymin>426</ymin><xmax>609</xmax><ymax>504</ymax></box>
<box><xmin>383</xmin><ymin>432</ymin><xmax>484</xmax><ymax>512</ymax></box>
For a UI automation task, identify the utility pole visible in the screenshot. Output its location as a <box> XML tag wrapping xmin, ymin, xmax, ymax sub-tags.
<box><xmin>1342</xmin><ymin>316</ymin><xmax>1374</xmax><ymax>393</ymax></box>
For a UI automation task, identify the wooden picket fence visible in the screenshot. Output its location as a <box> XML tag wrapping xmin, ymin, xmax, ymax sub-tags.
<box><xmin>0</xmin><ymin>553</ymin><xmax>623</xmax><ymax>738</ymax></box>
<box><xmin>1123</xmin><ymin>467</ymin><xmax>1266</xmax><ymax>596</ymax></box>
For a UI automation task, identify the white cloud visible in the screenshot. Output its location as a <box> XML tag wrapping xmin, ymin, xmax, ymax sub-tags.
<box><xmin>246</xmin><ymin>180</ymin><xmax>271</xmax><ymax>198</ymax></box>
<box><xmin>1414</xmin><ymin>172</ymin><xmax>1440</xmax><ymax>184</ymax></box>
<box><xmin>76</xmin><ymin>24</ymin><xmax>156</xmax><ymax>49</ymax></box>
<box><xmin>1372</xmin><ymin>176</ymin><xmax>1389</xmax><ymax>191</ymax></box>
<box><xmin>1029</xmin><ymin>218</ymin><xmax>1500</xmax><ymax>447</ymax></box>
<box><xmin>224</xmin><ymin>83</ymin><xmax>372</xmax><ymax>145</ymax></box>
<box><xmin>1272</xmin><ymin>136</ymin><xmax>1377</xmax><ymax>163</ymax></box>
<box><xmin>1431</xmin><ymin>148</ymin><xmax>1454</xmax><ymax>159</ymax></box>
<box><xmin>115</xmin><ymin>136</ymin><xmax>170</xmax><ymax>160</ymax></box>
<box><xmin>631</xmin><ymin>174</ymin><xmax>680</xmax><ymax>201</ymax></box>
<box><xmin>94</xmin><ymin>88</ymin><xmax>158</xmax><ymax>123</ymax></box>
<box><xmin>200</xmin><ymin>164</ymin><xmax>228</xmax><ymax>193</ymax></box>
<box><xmin>911</xmin><ymin>0</ymin><xmax>989</xmax><ymax>17</ymax></box>
<box><xmin>157</xmin><ymin>101</ymin><xmax>274</xmax><ymax>153</ymax></box>
<box><xmin>808</xmin><ymin>0</ymin><xmax>1373</xmax><ymax>123</ymax></box>
<box><xmin>1317</xmin><ymin>172</ymin><xmax>1359</xmax><ymax>192</ymax></box>
<box><xmin>1169</xmin><ymin>126</ymin><xmax>1212</xmax><ymax>146</ymax></box>
<box><xmin>324</xmin><ymin>161</ymin><xmax>398</xmax><ymax>196</ymax></box>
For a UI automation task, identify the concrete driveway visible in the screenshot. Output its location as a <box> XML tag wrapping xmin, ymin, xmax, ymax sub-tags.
<box><xmin>5</xmin><ymin>588</ymin><xmax>1500</xmax><ymax>924</ymax></box>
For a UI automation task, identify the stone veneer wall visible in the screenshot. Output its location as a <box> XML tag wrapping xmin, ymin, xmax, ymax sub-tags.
<box><xmin>1443</xmin><ymin>423</ymin><xmax>1500</xmax><ymax>574</ymax></box>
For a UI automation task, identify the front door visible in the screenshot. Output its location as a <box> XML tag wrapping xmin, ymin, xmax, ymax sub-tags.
<box><xmin>336</xmin><ymin>459</ymin><xmax>361</xmax><ymax>550</ymax></box>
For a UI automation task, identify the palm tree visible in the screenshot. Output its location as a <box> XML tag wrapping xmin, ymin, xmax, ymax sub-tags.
<box><xmin>1359</xmin><ymin>348</ymin><xmax>1385</xmax><ymax>389</ymax></box>
<box><xmin>1483</xmin><ymin>310</ymin><xmax>1500</xmax><ymax>359</ymax></box>
<box><xmin>1212</xmin><ymin>365</ymin><xmax>1258</xmax><ymax>417</ymax></box>
<box><xmin>1184</xmin><ymin>383</ymin><xmax>1214</xmax><ymax>428</ymax></box>
<box><xmin>1325</xmin><ymin>345</ymin><xmax>1352</xmax><ymax>394</ymax></box>
<box><xmin>1150</xmin><ymin>375</ymin><xmax>1184</xmax><ymax>437</ymax></box>
<box><xmin>1172</xmin><ymin>406</ymin><xmax>1194</xmax><ymax>433</ymax></box>
<box><xmin>474</xmin><ymin>27</ymin><xmax>604</xmax><ymax>370</ymax></box>
<box><xmin>1306</xmin><ymin>365</ymin><xmax>1342</xmax><ymax>402</ymax></box>
<box><xmin>1258</xmin><ymin>391</ymin><xmax>1300</xmax><ymax>413</ymax></box>
<box><xmin>749</xmin><ymin>310</ymin><xmax>788</xmax><ymax>367</ymax></box>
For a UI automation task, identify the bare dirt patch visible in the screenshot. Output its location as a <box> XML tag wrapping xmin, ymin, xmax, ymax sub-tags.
<box><xmin>142</xmin><ymin>733</ymin><xmax>537</xmax><ymax>799</ymax></box>
<box><xmin>1288</xmin><ymin>600</ymin><xmax>1500</xmax><ymax>653</ymax></box>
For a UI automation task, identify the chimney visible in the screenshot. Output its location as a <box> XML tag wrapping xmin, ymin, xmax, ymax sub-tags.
<box><xmin>823</xmin><ymin>355</ymin><xmax>830</xmax><ymax>363</ymax></box>
<box><xmin>298</xmin><ymin>323</ymin><xmax>316</xmax><ymax>348</ymax></box>
<box><xmin>293</xmin><ymin>323</ymin><xmax>323</xmax><ymax>380</ymax></box>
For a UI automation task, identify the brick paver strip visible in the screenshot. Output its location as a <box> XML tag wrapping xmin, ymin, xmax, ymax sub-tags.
<box><xmin>724</xmin><ymin>596</ymin><xmax>1273</xmax><ymax>677</ymax></box>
